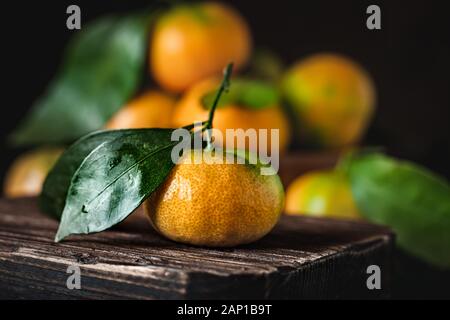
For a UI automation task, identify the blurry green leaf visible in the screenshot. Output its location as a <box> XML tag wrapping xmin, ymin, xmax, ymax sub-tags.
<box><xmin>347</xmin><ymin>153</ymin><xmax>450</xmax><ymax>268</ymax></box>
<box><xmin>201</xmin><ymin>79</ymin><xmax>279</xmax><ymax>110</ymax></box>
<box><xmin>54</xmin><ymin>129</ymin><xmax>179</xmax><ymax>242</ymax></box>
<box><xmin>10</xmin><ymin>14</ymin><xmax>151</xmax><ymax>146</ymax></box>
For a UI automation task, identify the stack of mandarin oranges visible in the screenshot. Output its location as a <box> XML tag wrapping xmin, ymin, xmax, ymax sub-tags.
<box><xmin>4</xmin><ymin>2</ymin><xmax>376</xmax><ymax>222</ymax></box>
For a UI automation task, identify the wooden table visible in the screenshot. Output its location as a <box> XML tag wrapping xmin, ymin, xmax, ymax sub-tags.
<box><xmin>0</xmin><ymin>198</ymin><xmax>393</xmax><ymax>299</ymax></box>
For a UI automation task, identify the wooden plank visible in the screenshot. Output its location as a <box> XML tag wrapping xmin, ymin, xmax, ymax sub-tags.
<box><xmin>279</xmin><ymin>152</ymin><xmax>338</xmax><ymax>187</ymax></box>
<box><xmin>0</xmin><ymin>198</ymin><xmax>393</xmax><ymax>299</ymax></box>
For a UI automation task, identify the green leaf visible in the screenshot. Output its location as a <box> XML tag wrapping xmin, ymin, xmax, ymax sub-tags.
<box><xmin>10</xmin><ymin>14</ymin><xmax>151</xmax><ymax>146</ymax></box>
<box><xmin>347</xmin><ymin>153</ymin><xmax>450</xmax><ymax>268</ymax></box>
<box><xmin>40</xmin><ymin>130</ymin><xmax>136</xmax><ymax>219</ymax></box>
<box><xmin>201</xmin><ymin>79</ymin><xmax>279</xmax><ymax>111</ymax></box>
<box><xmin>54</xmin><ymin>129</ymin><xmax>179</xmax><ymax>242</ymax></box>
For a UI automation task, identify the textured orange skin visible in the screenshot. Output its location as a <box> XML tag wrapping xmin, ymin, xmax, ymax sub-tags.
<box><xmin>285</xmin><ymin>170</ymin><xmax>361</xmax><ymax>220</ymax></box>
<box><xmin>150</xmin><ymin>2</ymin><xmax>252</xmax><ymax>92</ymax></box>
<box><xmin>3</xmin><ymin>148</ymin><xmax>63</xmax><ymax>198</ymax></box>
<box><xmin>172</xmin><ymin>78</ymin><xmax>291</xmax><ymax>154</ymax></box>
<box><xmin>105</xmin><ymin>90</ymin><xmax>176</xmax><ymax>129</ymax></box>
<box><xmin>144</xmin><ymin>150</ymin><xmax>284</xmax><ymax>247</ymax></box>
<box><xmin>282</xmin><ymin>53</ymin><xmax>376</xmax><ymax>148</ymax></box>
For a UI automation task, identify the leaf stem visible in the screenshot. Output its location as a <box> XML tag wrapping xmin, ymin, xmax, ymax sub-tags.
<box><xmin>204</xmin><ymin>63</ymin><xmax>233</xmax><ymax>148</ymax></box>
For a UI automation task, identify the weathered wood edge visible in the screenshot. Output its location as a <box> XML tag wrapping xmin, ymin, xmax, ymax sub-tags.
<box><xmin>0</xmin><ymin>198</ymin><xmax>394</xmax><ymax>299</ymax></box>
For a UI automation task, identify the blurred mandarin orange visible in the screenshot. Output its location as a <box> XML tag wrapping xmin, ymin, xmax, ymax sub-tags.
<box><xmin>171</xmin><ymin>77</ymin><xmax>291</xmax><ymax>155</ymax></box>
<box><xmin>105</xmin><ymin>90</ymin><xmax>176</xmax><ymax>129</ymax></box>
<box><xmin>4</xmin><ymin>148</ymin><xmax>63</xmax><ymax>198</ymax></box>
<box><xmin>281</xmin><ymin>53</ymin><xmax>376</xmax><ymax>148</ymax></box>
<box><xmin>285</xmin><ymin>169</ymin><xmax>361</xmax><ymax>220</ymax></box>
<box><xmin>150</xmin><ymin>2</ymin><xmax>252</xmax><ymax>92</ymax></box>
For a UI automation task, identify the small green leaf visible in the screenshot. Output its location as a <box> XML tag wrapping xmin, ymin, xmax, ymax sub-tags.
<box><xmin>347</xmin><ymin>153</ymin><xmax>450</xmax><ymax>268</ymax></box>
<box><xmin>54</xmin><ymin>129</ymin><xmax>179</xmax><ymax>242</ymax></box>
<box><xmin>40</xmin><ymin>129</ymin><xmax>142</xmax><ymax>219</ymax></box>
<box><xmin>201</xmin><ymin>79</ymin><xmax>279</xmax><ymax>111</ymax></box>
<box><xmin>10</xmin><ymin>13</ymin><xmax>152</xmax><ymax>146</ymax></box>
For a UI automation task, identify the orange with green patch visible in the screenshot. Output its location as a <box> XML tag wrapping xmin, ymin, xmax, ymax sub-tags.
<box><xmin>281</xmin><ymin>53</ymin><xmax>376</xmax><ymax>148</ymax></box>
<box><xmin>285</xmin><ymin>170</ymin><xmax>361</xmax><ymax>219</ymax></box>
<box><xmin>171</xmin><ymin>77</ymin><xmax>291</xmax><ymax>155</ymax></box>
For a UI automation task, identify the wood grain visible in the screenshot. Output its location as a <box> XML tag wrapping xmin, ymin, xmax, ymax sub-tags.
<box><xmin>0</xmin><ymin>197</ymin><xmax>393</xmax><ymax>299</ymax></box>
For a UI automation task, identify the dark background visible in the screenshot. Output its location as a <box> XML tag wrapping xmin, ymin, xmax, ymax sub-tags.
<box><xmin>0</xmin><ymin>0</ymin><xmax>449</xmax><ymax>185</ymax></box>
